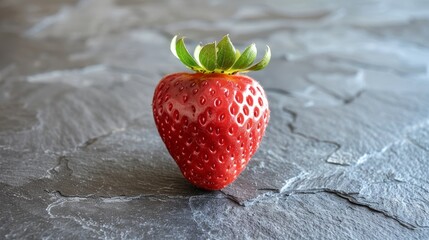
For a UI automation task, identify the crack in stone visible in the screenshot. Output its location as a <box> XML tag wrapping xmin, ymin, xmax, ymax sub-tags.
<box><xmin>222</xmin><ymin>184</ymin><xmax>421</xmax><ymax>230</ymax></box>
<box><xmin>285</xmin><ymin>189</ymin><xmax>420</xmax><ymax>230</ymax></box>
<box><xmin>219</xmin><ymin>190</ymin><xmax>250</xmax><ymax>206</ymax></box>
<box><xmin>46</xmin><ymin>189</ymin><xmax>203</xmax><ymax>202</ymax></box>
<box><xmin>304</xmin><ymin>76</ymin><xmax>365</xmax><ymax>105</ymax></box>
<box><xmin>304</xmin><ymin>77</ymin><xmax>345</xmax><ymax>101</ymax></box>
<box><xmin>46</xmin><ymin>193</ymin><xmax>102</xmax><ymax>235</ymax></box>
<box><xmin>79</xmin><ymin>127</ymin><xmax>126</xmax><ymax>148</ymax></box>
<box><xmin>332</xmin><ymin>194</ymin><xmax>425</xmax><ymax>230</ymax></box>
<box><xmin>256</xmin><ymin>187</ymin><xmax>282</xmax><ymax>192</ymax></box>
<box><xmin>293</xmin><ymin>131</ymin><xmax>343</xmax><ymax>165</ymax></box>
<box><xmin>282</xmin><ymin>107</ymin><xmax>342</xmax><ymax>165</ymax></box>
<box><xmin>221</xmin><ymin>192</ymin><xmax>243</xmax><ymax>205</ymax></box>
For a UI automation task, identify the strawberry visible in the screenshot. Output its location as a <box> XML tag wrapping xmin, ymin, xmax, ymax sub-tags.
<box><xmin>152</xmin><ymin>35</ymin><xmax>271</xmax><ymax>190</ymax></box>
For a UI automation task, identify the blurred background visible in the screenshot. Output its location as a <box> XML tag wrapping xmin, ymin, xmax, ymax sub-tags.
<box><xmin>1</xmin><ymin>0</ymin><xmax>428</xmax><ymax>78</ymax></box>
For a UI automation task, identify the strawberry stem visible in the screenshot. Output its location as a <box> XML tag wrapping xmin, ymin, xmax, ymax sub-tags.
<box><xmin>170</xmin><ymin>35</ymin><xmax>271</xmax><ymax>74</ymax></box>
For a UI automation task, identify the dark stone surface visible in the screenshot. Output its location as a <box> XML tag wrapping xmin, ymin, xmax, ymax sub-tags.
<box><xmin>1</xmin><ymin>0</ymin><xmax>429</xmax><ymax>239</ymax></box>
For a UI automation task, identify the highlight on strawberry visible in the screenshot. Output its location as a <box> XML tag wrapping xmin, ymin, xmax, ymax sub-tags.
<box><xmin>152</xmin><ymin>35</ymin><xmax>271</xmax><ymax>190</ymax></box>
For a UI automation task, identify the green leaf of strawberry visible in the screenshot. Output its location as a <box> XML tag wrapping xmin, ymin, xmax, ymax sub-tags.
<box><xmin>154</xmin><ymin>35</ymin><xmax>271</xmax><ymax>190</ymax></box>
<box><xmin>216</xmin><ymin>35</ymin><xmax>236</xmax><ymax>70</ymax></box>
<box><xmin>170</xmin><ymin>35</ymin><xmax>271</xmax><ymax>74</ymax></box>
<box><xmin>246</xmin><ymin>46</ymin><xmax>271</xmax><ymax>71</ymax></box>
<box><xmin>231</xmin><ymin>43</ymin><xmax>257</xmax><ymax>70</ymax></box>
<box><xmin>171</xmin><ymin>36</ymin><xmax>202</xmax><ymax>71</ymax></box>
<box><xmin>199</xmin><ymin>42</ymin><xmax>217</xmax><ymax>71</ymax></box>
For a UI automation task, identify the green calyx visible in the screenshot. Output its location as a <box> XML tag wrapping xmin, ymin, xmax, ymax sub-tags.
<box><xmin>170</xmin><ymin>35</ymin><xmax>271</xmax><ymax>75</ymax></box>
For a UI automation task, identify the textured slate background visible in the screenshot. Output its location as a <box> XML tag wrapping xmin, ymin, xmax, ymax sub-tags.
<box><xmin>1</xmin><ymin>0</ymin><xmax>429</xmax><ymax>239</ymax></box>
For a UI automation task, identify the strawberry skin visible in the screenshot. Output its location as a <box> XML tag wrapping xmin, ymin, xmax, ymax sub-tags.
<box><xmin>153</xmin><ymin>72</ymin><xmax>269</xmax><ymax>190</ymax></box>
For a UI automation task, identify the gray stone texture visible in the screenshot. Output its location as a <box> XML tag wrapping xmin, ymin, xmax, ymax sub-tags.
<box><xmin>1</xmin><ymin>0</ymin><xmax>429</xmax><ymax>239</ymax></box>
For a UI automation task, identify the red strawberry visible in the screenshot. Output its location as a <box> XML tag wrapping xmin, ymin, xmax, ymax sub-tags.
<box><xmin>153</xmin><ymin>35</ymin><xmax>271</xmax><ymax>190</ymax></box>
